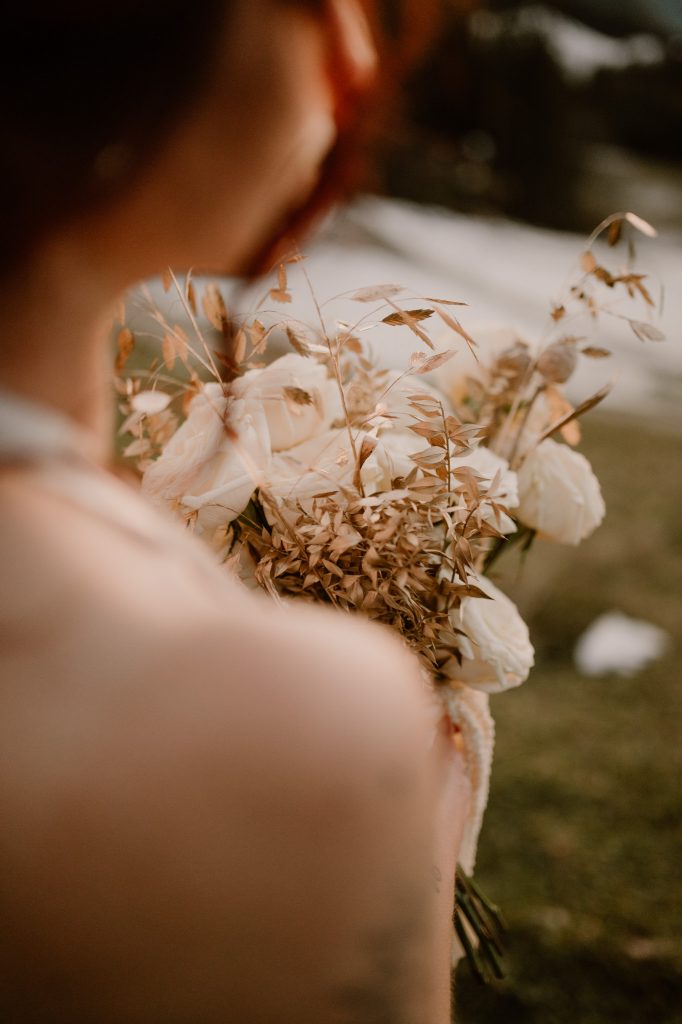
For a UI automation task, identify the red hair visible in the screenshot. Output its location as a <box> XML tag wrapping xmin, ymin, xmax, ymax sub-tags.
<box><xmin>246</xmin><ymin>0</ymin><xmax>445</xmax><ymax>277</ymax></box>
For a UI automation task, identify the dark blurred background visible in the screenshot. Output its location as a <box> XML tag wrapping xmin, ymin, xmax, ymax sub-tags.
<box><xmin>377</xmin><ymin>0</ymin><xmax>682</xmax><ymax>233</ymax></box>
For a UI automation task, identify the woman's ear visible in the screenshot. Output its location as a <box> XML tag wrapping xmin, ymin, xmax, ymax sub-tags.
<box><xmin>323</xmin><ymin>0</ymin><xmax>378</xmax><ymax>116</ymax></box>
<box><xmin>240</xmin><ymin>0</ymin><xmax>380</xmax><ymax>277</ymax></box>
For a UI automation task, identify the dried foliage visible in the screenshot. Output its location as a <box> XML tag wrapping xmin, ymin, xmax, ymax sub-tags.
<box><xmin>243</xmin><ymin>424</ymin><xmax>507</xmax><ymax>684</ymax></box>
<box><xmin>119</xmin><ymin>214</ymin><xmax>664</xmax><ymax>687</ymax></box>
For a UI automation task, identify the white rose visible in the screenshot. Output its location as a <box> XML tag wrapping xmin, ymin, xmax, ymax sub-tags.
<box><xmin>513</xmin><ymin>390</ymin><xmax>555</xmax><ymax>458</ymax></box>
<box><xmin>366</xmin><ymin>429</ymin><xmax>423</xmax><ymax>489</ymax></box>
<box><xmin>428</xmin><ymin>325</ymin><xmax>521</xmax><ymax>407</ymax></box>
<box><xmin>451</xmin><ymin>446</ymin><xmax>519</xmax><ymax>534</ymax></box>
<box><xmin>225</xmin><ymin>540</ymin><xmax>260</xmax><ymax>590</ymax></box>
<box><xmin>142</xmin><ymin>383</ymin><xmax>271</xmax><ymax>533</ymax></box>
<box><xmin>517</xmin><ymin>438</ymin><xmax>605</xmax><ymax>545</ymax></box>
<box><xmin>264</xmin><ymin>429</ymin><xmax>352</xmax><ymax>511</ymax></box>
<box><xmin>263</xmin><ymin>426</ymin><xmax>421</xmax><ymax>523</ymax></box>
<box><xmin>236</xmin><ymin>353</ymin><xmax>340</xmax><ymax>452</ymax></box>
<box><xmin>447</xmin><ymin>576</ymin><xmax>534</xmax><ymax>694</ymax></box>
<box><xmin>377</xmin><ymin>432</ymin><xmax>520</xmax><ymax>533</ymax></box>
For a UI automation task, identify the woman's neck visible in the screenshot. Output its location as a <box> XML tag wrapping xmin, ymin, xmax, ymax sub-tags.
<box><xmin>0</xmin><ymin>240</ymin><xmax>122</xmax><ymax>463</ymax></box>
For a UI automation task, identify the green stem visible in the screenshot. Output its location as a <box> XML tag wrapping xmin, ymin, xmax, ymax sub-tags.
<box><xmin>454</xmin><ymin>864</ymin><xmax>507</xmax><ymax>984</ymax></box>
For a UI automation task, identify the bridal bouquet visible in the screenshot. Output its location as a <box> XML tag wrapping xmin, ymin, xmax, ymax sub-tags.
<box><xmin>118</xmin><ymin>211</ymin><xmax>663</xmax><ymax>980</ymax></box>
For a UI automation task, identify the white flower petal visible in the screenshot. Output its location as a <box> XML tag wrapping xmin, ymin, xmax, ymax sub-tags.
<box><xmin>447</xmin><ymin>577</ymin><xmax>534</xmax><ymax>694</ymax></box>
<box><xmin>236</xmin><ymin>353</ymin><xmax>340</xmax><ymax>451</ymax></box>
<box><xmin>517</xmin><ymin>439</ymin><xmax>605</xmax><ymax>545</ymax></box>
<box><xmin>142</xmin><ymin>383</ymin><xmax>271</xmax><ymax>532</ymax></box>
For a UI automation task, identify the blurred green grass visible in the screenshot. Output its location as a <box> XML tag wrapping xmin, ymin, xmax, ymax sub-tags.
<box><xmin>456</xmin><ymin>412</ymin><xmax>682</xmax><ymax>1023</ymax></box>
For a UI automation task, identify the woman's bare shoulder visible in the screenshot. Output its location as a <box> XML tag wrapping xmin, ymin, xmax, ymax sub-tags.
<box><xmin>1</xmin><ymin>475</ymin><xmax>442</xmax><ymax>1021</ymax></box>
<box><xmin>1</xmin><ymin>466</ymin><xmax>436</xmax><ymax>778</ymax></box>
<box><xmin>136</xmin><ymin>595</ymin><xmax>437</xmax><ymax>828</ymax></box>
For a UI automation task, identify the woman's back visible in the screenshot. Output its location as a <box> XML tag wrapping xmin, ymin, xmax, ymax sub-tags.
<box><xmin>0</xmin><ymin>449</ymin><xmax>453</xmax><ymax>1022</ymax></box>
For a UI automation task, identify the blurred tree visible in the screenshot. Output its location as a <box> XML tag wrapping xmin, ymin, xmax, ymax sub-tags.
<box><xmin>589</xmin><ymin>57</ymin><xmax>682</xmax><ymax>161</ymax></box>
<box><xmin>374</xmin><ymin>0</ymin><xmax>682</xmax><ymax>232</ymax></box>
<box><xmin>532</xmin><ymin>0</ymin><xmax>682</xmax><ymax>38</ymax></box>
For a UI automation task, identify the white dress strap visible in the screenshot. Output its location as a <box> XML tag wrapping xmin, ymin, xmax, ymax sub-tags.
<box><xmin>0</xmin><ymin>389</ymin><xmax>223</xmax><ymax>575</ymax></box>
<box><xmin>0</xmin><ymin>388</ymin><xmax>100</xmax><ymax>464</ymax></box>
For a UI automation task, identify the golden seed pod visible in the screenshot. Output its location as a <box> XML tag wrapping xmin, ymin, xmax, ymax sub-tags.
<box><xmin>537</xmin><ymin>340</ymin><xmax>578</xmax><ymax>384</ymax></box>
<box><xmin>496</xmin><ymin>341</ymin><xmax>533</xmax><ymax>378</ymax></box>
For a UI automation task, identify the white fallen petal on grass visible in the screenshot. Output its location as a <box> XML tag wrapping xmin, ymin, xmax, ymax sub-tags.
<box><xmin>574</xmin><ymin>611</ymin><xmax>670</xmax><ymax>678</ymax></box>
